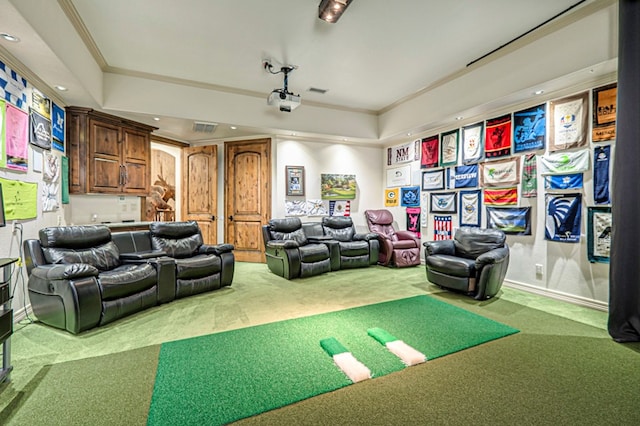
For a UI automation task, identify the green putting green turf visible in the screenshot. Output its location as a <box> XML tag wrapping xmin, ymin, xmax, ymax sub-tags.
<box><xmin>147</xmin><ymin>295</ymin><xmax>519</xmax><ymax>425</ymax></box>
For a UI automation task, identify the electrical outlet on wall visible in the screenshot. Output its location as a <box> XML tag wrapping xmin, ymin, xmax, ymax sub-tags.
<box><xmin>535</xmin><ymin>264</ymin><xmax>543</xmax><ymax>276</ymax></box>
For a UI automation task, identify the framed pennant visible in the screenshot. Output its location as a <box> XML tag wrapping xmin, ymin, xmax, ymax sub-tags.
<box><xmin>587</xmin><ymin>206</ymin><xmax>611</xmax><ymax>263</ymax></box>
<box><xmin>486</xmin><ymin>206</ymin><xmax>531</xmax><ymax>235</ymax></box>
<box><xmin>385</xmin><ymin>188</ymin><xmax>399</xmax><ymax>207</ymax></box>
<box><xmin>549</xmin><ymin>91</ymin><xmax>588</xmax><ymax>151</ymax></box>
<box><xmin>484</xmin><ymin>114</ymin><xmax>512</xmax><ymax>158</ymax></box>
<box><xmin>459</xmin><ymin>189</ymin><xmax>481</xmax><ymax>227</ymax></box>
<box><xmin>433</xmin><ymin>215</ymin><xmax>452</xmax><ymax>240</ymax></box>
<box><xmin>538</xmin><ymin>149</ymin><xmax>589</xmax><ymax>175</ymax></box>
<box><xmin>462</xmin><ymin>121</ymin><xmax>484</xmax><ymax>164</ymax></box>
<box><xmin>483</xmin><ymin>187</ymin><xmax>517</xmax><ymax>206</ymax></box>
<box><xmin>544</xmin><ymin>174</ymin><xmax>583</xmax><ymax>190</ymax></box>
<box><xmin>513</xmin><ymin>103</ymin><xmax>546</xmax><ymax>153</ymax></box>
<box><xmin>430</xmin><ymin>192</ymin><xmax>457</xmax><ymax>214</ymax></box>
<box><xmin>447</xmin><ymin>164</ymin><xmax>478</xmax><ymax>189</ymax></box>
<box><xmin>479</xmin><ymin>157</ymin><xmax>520</xmax><ymax>187</ymax></box>
<box><xmin>439</xmin><ymin>129</ymin><xmax>459</xmax><ymax>167</ymax></box>
<box><xmin>406</xmin><ymin>207</ymin><xmax>421</xmax><ymax>238</ymax></box>
<box><xmin>387</xmin><ymin>139</ymin><xmax>420</xmax><ymax>166</ymax></box>
<box><xmin>421</xmin><ymin>169</ymin><xmax>445</xmax><ymax>191</ymax></box>
<box><xmin>545</xmin><ymin>193</ymin><xmax>582</xmax><ymax>243</ymax></box>
<box><xmin>420</xmin><ymin>135</ymin><xmax>439</xmax><ymax>169</ymax></box>
<box><xmin>401</xmin><ymin>186</ymin><xmax>420</xmax><ymax>207</ymax></box>
<box><xmin>592</xmin><ymin>83</ymin><xmax>617</xmax><ymax>142</ymax></box>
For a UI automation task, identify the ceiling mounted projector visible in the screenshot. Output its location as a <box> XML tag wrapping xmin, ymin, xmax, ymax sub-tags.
<box><xmin>264</xmin><ymin>61</ymin><xmax>301</xmax><ymax>112</ymax></box>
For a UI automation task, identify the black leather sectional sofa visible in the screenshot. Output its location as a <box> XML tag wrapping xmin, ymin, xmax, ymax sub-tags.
<box><xmin>24</xmin><ymin>221</ymin><xmax>234</xmax><ymax>334</ymax></box>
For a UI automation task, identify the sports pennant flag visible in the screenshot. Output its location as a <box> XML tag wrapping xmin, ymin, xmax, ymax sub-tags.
<box><xmin>385</xmin><ymin>188</ymin><xmax>399</xmax><ymax>207</ymax></box>
<box><xmin>440</xmin><ymin>129</ymin><xmax>458</xmax><ymax>167</ymax></box>
<box><xmin>367</xmin><ymin>327</ymin><xmax>426</xmax><ymax>366</ymax></box>
<box><xmin>544</xmin><ymin>174</ymin><xmax>583</xmax><ymax>190</ymax></box>
<box><xmin>421</xmin><ymin>192</ymin><xmax>429</xmax><ymax>228</ymax></box>
<box><xmin>483</xmin><ymin>187</ymin><xmax>517</xmax><ymax>206</ymax></box>
<box><xmin>0</xmin><ymin>60</ymin><xmax>29</xmax><ymax>110</ymax></box>
<box><xmin>462</xmin><ymin>122</ymin><xmax>484</xmax><ymax>164</ymax></box>
<box><xmin>430</xmin><ymin>192</ymin><xmax>457</xmax><ymax>213</ymax></box>
<box><xmin>329</xmin><ymin>200</ymin><xmax>350</xmax><ymax>216</ymax></box>
<box><xmin>479</xmin><ymin>157</ymin><xmax>520</xmax><ymax>187</ymax></box>
<box><xmin>434</xmin><ymin>215</ymin><xmax>452</xmax><ymax>240</ymax></box>
<box><xmin>406</xmin><ymin>207</ymin><xmax>421</xmax><ymax>238</ymax></box>
<box><xmin>420</xmin><ymin>135</ymin><xmax>439</xmax><ymax>169</ymax></box>
<box><xmin>401</xmin><ymin>186</ymin><xmax>420</xmax><ymax>207</ymax></box>
<box><xmin>545</xmin><ymin>193</ymin><xmax>582</xmax><ymax>243</ymax></box>
<box><xmin>320</xmin><ymin>338</ymin><xmax>371</xmax><ymax>383</ymax></box>
<box><xmin>592</xmin><ymin>83</ymin><xmax>617</xmax><ymax>142</ymax></box>
<box><xmin>538</xmin><ymin>149</ymin><xmax>589</xmax><ymax>175</ymax></box>
<box><xmin>485</xmin><ymin>114</ymin><xmax>512</xmax><ymax>158</ymax></box>
<box><xmin>549</xmin><ymin>92</ymin><xmax>588</xmax><ymax>151</ymax></box>
<box><xmin>447</xmin><ymin>164</ymin><xmax>478</xmax><ymax>189</ymax></box>
<box><xmin>521</xmin><ymin>153</ymin><xmax>537</xmax><ymax>198</ymax></box>
<box><xmin>593</xmin><ymin>145</ymin><xmax>611</xmax><ymax>205</ymax></box>
<box><xmin>587</xmin><ymin>206</ymin><xmax>611</xmax><ymax>263</ymax></box>
<box><xmin>387</xmin><ymin>139</ymin><xmax>420</xmax><ymax>166</ymax></box>
<box><xmin>486</xmin><ymin>206</ymin><xmax>531</xmax><ymax>235</ymax></box>
<box><xmin>460</xmin><ymin>190</ymin><xmax>481</xmax><ymax>227</ymax></box>
<box><xmin>421</xmin><ymin>169</ymin><xmax>445</xmax><ymax>191</ymax></box>
<box><xmin>513</xmin><ymin>104</ymin><xmax>546</xmax><ymax>153</ymax></box>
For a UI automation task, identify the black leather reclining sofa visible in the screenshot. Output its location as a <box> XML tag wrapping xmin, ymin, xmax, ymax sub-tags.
<box><xmin>24</xmin><ymin>221</ymin><xmax>234</xmax><ymax>334</ymax></box>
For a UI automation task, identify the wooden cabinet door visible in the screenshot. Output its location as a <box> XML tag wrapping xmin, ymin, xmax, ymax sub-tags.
<box><xmin>182</xmin><ymin>145</ymin><xmax>217</xmax><ymax>244</ymax></box>
<box><xmin>225</xmin><ymin>138</ymin><xmax>271</xmax><ymax>262</ymax></box>
<box><xmin>89</xmin><ymin>119</ymin><xmax>122</xmax><ymax>193</ymax></box>
<box><xmin>121</xmin><ymin>128</ymin><xmax>150</xmax><ymax>194</ymax></box>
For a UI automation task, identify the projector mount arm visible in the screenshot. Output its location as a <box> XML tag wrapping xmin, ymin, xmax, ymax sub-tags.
<box><xmin>264</xmin><ymin>61</ymin><xmax>297</xmax><ymax>96</ymax></box>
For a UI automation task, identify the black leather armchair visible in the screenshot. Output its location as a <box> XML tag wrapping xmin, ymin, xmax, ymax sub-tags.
<box><xmin>262</xmin><ymin>218</ymin><xmax>335</xmax><ymax>279</ymax></box>
<box><xmin>148</xmin><ymin>221</ymin><xmax>235</xmax><ymax>298</ymax></box>
<box><xmin>321</xmin><ymin>217</ymin><xmax>379</xmax><ymax>269</ymax></box>
<box><xmin>423</xmin><ymin>227</ymin><xmax>510</xmax><ymax>300</ymax></box>
<box><xmin>24</xmin><ymin>225</ymin><xmax>174</xmax><ymax>334</ymax></box>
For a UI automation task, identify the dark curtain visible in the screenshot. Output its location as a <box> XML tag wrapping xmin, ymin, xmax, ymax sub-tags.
<box><xmin>608</xmin><ymin>0</ymin><xmax>640</xmax><ymax>342</ymax></box>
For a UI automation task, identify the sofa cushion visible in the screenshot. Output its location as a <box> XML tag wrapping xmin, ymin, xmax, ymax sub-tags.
<box><xmin>338</xmin><ymin>241</ymin><xmax>369</xmax><ymax>256</ymax></box>
<box><xmin>42</xmin><ymin>241</ymin><xmax>121</xmax><ymax>271</ymax></box>
<box><xmin>299</xmin><ymin>243</ymin><xmax>330</xmax><ymax>263</ymax></box>
<box><xmin>174</xmin><ymin>254</ymin><xmax>221</xmax><ymax>279</ymax></box>
<box><xmin>425</xmin><ymin>254</ymin><xmax>476</xmax><ymax>278</ymax></box>
<box><xmin>268</xmin><ymin>218</ymin><xmax>308</xmax><ymax>245</ymax></box>
<box><xmin>39</xmin><ymin>225</ymin><xmax>121</xmax><ymax>271</ymax></box>
<box><xmin>454</xmin><ymin>227</ymin><xmax>506</xmax><ymax>259</ymax></box>
<box><xmin>150</xmin><ymin>221</ymin><xmax>203</xmax><ymax>258</ymax></box>
<box><xmin>98</xmin><ymin>263</ymin><xmax>157</xmax><ymax>300</ymax></box>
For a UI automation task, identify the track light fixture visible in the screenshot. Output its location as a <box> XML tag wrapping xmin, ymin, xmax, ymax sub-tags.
<box><xmin>318</xmin><ymin>0</ymin><xmax>353</xmax><ymax>23</ymax></box>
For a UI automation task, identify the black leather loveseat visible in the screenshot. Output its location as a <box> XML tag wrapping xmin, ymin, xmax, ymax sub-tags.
<box><xmin>24</xmin><ymin>221</ymin><xmax>234</xmax><ymax>334</ymax></box>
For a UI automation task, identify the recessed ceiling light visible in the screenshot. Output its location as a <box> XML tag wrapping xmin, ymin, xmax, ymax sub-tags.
<box><xmin>0</xmin><ymin>33</ymin><xmax>20</xmax><ymax>42</ymax></box>
<box><xmin>230</xmin><ymin>126</ymin><xmax>237</xmax><ymax>130</ymax></box>
<box><xmin>54</xmin><ymin>85</ymin><xmax>68</xmax><ymax>91</ymax></box>
<box><xmin>407</xmin><ymin>132</ymin><xmax>412</xmax><ymax>136</ymax></box>
<box><xmin>534</xmin><ymin>90</ymin><xmax>544</xmax><ymax>95</ymax></box>
<box><xmin>455</xmin><ymin>116</ymin><xmax>463</xmax><ymax>120</ymax></box>
<box><xmin>153</xmin><ymin>117</ymin><xmax>160</xmax><ymax>121</ymax></box>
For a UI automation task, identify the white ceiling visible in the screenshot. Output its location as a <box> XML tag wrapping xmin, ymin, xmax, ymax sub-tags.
<box><xmin>0</xmin><ymin>0</ymin><xmax>618</xmax><ymax>145</ymax></box>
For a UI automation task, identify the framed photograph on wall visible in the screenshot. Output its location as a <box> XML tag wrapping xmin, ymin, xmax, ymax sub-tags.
<box><xmin>286</xmin><ymin>165</ymin><xmax>305</xmax><ymax>196</ymax></box>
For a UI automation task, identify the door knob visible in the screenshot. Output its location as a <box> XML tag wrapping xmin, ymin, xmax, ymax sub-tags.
<box><xmin>228</xmin><ymin>215</ymin><xmax>233</xmax><ymax>221</ymax></box>
<box><xmin>211</xmin><ymin>215</ymin><xmax>216</xmax><ymax>221</ymax></box>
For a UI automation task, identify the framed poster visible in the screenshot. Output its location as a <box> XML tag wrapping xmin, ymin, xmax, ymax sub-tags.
<box><xmin>587</xmin><ymin>206</ymin><xmax>611</xmax><ymax>263</ymax></box>
<box><xmin>430</xmin><ymin>192</ymin><xmax>457</xmax><ymax>214</ymax></box>
<box><xmin>421</xmin><ymin>169</ymin><xmax>445</xmax><ymax>191</ymax></box>
<box><xmin>486</xmin><ymin>206</ymin><xmax>531</xmax><ymax>235</ymax></box>
<box><xmin>321</xmin><ymin>174</ymin><xmax>356</xmax><ymax>200</ymax></box>
<box><xmin>286</xmin><ymin>166</ymin><xmax>305</xmax><ymax>196</ymax></box>
<box><xmin>592</xmin><ymin>83</ymin><xmax>617</xmax><ymax>142</ymax></box>
<box><xmin>386</xmin><ymin>165</ymin><xmax>411</xmax><ymax>187</ymax></box>
<box><xmin>549</xmin><ymin>91</ymin><xmax>588</xmax><ymax>151</ymax></box>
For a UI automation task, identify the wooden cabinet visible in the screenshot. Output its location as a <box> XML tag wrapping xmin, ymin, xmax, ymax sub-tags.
<box><xmin>66</xmin><ymin>107</ymin><xmax>157</xmax><ymax>195</ymax></box>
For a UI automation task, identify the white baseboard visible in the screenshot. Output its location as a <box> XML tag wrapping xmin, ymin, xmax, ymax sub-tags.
<box><xmin>503</xmin><ymin>279</ymin><xmax>609</xmax><ymax>312</ymax></box>
<box><xmin>12</xmin><ymin>304</ymin><xmax>33</xmax><ymax>323</ymax></box>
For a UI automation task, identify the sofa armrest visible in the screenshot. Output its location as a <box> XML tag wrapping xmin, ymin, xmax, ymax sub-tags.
<box><xmin>475</xmin><ymin>246</ymin><xmax>510</xmax><ymax>267</ymax></box>
<box><xmin>423</xmin><ymin>240</ymin><xmax>455</xmax><ymax>256</ymax></box>
<box><xmin>307</xmin><ymin>235</ymin><xmax>334</xmax><ymax>242</ymax></box>
<box><xmin>31</xmin><ymin>264</ymin><xmax>99</xmax><ymax>282</ymax></box>
<box><xmin>198</xmin><ymin>243</ymin><xmax>234</xmax><ymax>255</ymax></box>
<box><xmin>120</xmin><ymin>250</ymin><xmax>167</xmax><ymax>261</ymax></box>
<box><xmin>267</xmin><ymin>240</ymin><xmax>299</xmax><ymax>249</ymax></box>
<box><xmin>353</xmin><ymin>232</ymin><xmax>379</xmax><ymax>242</ymax></box>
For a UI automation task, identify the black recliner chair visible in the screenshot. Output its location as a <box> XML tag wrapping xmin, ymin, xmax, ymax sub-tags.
<box><xmin>24</xmin><ymin>225</ymin><xmax>174</xmax><ymax>334</ymax></box>
<box><xmin>320</xmin><ymin>216</ymin><xmax>379</xmax><ymax>269</ymax></box>
<box><xmin>423</xmin><ymin>227</ymin><xmax>510</xmax><ymax>300</ymax></box>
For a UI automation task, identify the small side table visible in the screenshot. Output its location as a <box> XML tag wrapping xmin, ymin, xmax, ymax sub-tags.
<box><xmin>0</xmin><ymin>257</ymin><xmax>18</xmax><ymax>385</ymax></box>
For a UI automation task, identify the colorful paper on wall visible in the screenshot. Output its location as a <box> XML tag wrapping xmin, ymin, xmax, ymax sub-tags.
<box><xmin>0</xmin><ymin>60</ymin><xmax>28</xmax><ymax>110</ymax></box>
<box><xmin>385</xmin><ymin>188</ymin><xmax>399</xmax><ymax>207</ymax></box>
<box><xmin>43</xmin><ymin>152</ymin><xmax>60</xmax><ymax>182</ymax></box>
<box><xmin>479</xmin><ymin>157</ymin><xmax>520</xmax><ymax>187</ymax></box>
<box><xmin>401</xmin><ymin>186</ymin><xmax>420</xmax><ymax>207</ymax></box>
<box><xmin>545</xmin><ymin>193</ymin><xmax>582</xmax><ymax>243</ymax></box>
<box><xmin>0</xmin><ymin>177</ymin><xmax>38</xmax><ymax>220</ymax></box>
<box><xmin>439</xmin><ymin>129</ymin><xmax>458</xmax><ymax>167</ymax></box>
<box><xmin>484</xmin><ymin>114</ymin><xmax>512</xmax><ymax>159</ymax></box>
<box><xmin>513</xmin><ymin>104</ymin><xmax>546</xmax><ymax>153</ymax></box>
<box><xmin>521</xmin><ymin>153</ymin><xmax>537</xmax><ymax>198</ymax></box>
<box><xmin>459</xmin><ymin>190</ymin><xmax>481</xmax><ymax>227</ymax></box>
<box><xmin>538</xmin><ymin>149</ymin><xmax>589</xmax><ymax>175</ymax></box>
<box><xmin>447</xmin><ymin>164</ymin><xmax>478</xmax><ymax>189</ymax></box>
<box><xmin>0</xmin><ymin>99</ymin><xmax>5</xmax><ymax>168</ymax></box>
<box><xmin>420</xmin><ymin>135</ymin><xmax>439</xmax><ymax>169</ymax></box>
<box><xmin>430</xmin><ymin>192</ymin><xmax>457</xmax><ymax>213</ymax></box>
<box><xmin>592</xmin><ymin>83</ymin><xmax>617</xmax><ymax>142</ymax></box>
<box><xmin>5</xmin><ymin>103</ymin><xmax>28</xmax><ymax>171</ymax></box>
<box><xmin>587</xmin><ymin>206</ymin><xmax>611</xmax><ymax>263</ymax></box>
<box><xmin>593</xmin><ymin>145</ymin><xmax>611</xmax><ymax>205</ymax></box>
<box><xmin>461</xmin><ymin>122</ymin><xmax>484</xmax><ymax>164</ymax></box>
<box><xmin>549</xmin><ymin>92</ymin><xmax>588</xmax><ymax>151</ymax></box>
<box><xmin>406</xmin><ymin>207</ymin><xmax>421</xmax><ymax>238</ymax></box>
<box><xmin>387</xmin><ymin>139</ymin><xmax>420</xmax><ymax>166</ymax></box>
<box><xmin>486</xmin><ymin>206</ymin><xmax>531</xmax><ymax>235</ymax></box>
<box><xmin>433</xmin><ymin>215</ymin><xmax>452</xmax><ymax>240</ymax></box>
<box><xmin>544</xmin><ymin>173</ymin><xmax>583</xmax><ymax>190</ymax></box>
<box><xmin>329</xmin><ymin>200</ymin><xmax>350</xmax><ymax>216</ymax></box>
<box><xmin>421</xmin><ymin>169</ymin><xmax>444</xmax><ymax>191</ymax></box>
<box><xmin>483</xmin><ymin>187</ymin><xmax>518</xmax><ymax>206</ymax></box>
<box><xmin>42</xmin><ymin>182</ymin><xmax>59</xmax><ymax>212</ymax></box>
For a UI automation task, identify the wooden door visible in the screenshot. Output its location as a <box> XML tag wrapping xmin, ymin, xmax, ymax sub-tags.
<box><xmin>182</xmin><ymin>145</ymin><xmax>217</xmax><ymax>244</ymax></box>
<box><xmin>89</xmin><ymin>119</ymin><xmax>122</xmax><ymax>193</ymax></box>
<box><xmin>225</xmin><ymin>139</ymin><xmax>271</xmax><ymax>262</ymax></box>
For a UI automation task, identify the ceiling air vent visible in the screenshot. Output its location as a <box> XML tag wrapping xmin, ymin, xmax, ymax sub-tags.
<box><xmin>192</xmin><ymin>121</ymin><xmax>218</xmax><ymax>133</ymax></box>
<box><xmin>308</xmin><ymin>87</ymin><xmax>328</xmax><ymax>94</ymax></box>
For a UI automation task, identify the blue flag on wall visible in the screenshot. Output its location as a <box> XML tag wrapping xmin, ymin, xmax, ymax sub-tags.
<box><xmin>400</xmin><ymin>186</ymin><xmax>420</xmax><ymax>207</ymax></box>
<box><xmin>545</xmin><ymin>193</ymin><xmax>582</xmax><ymax>243</ymax></box>
<box><xmin>447</xmin><ymin>164</ymin><xmax>478</xmax><ymax>189</ymax></box>
<box><xmin>544</xmin><ymin>173</ymin><xmax>583</xmax><ymax>190</ymax></box>
<box><xmin>593</xmin><ymin>145</ymin><xmax>611</xmax><ymax>205</ymax></box>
